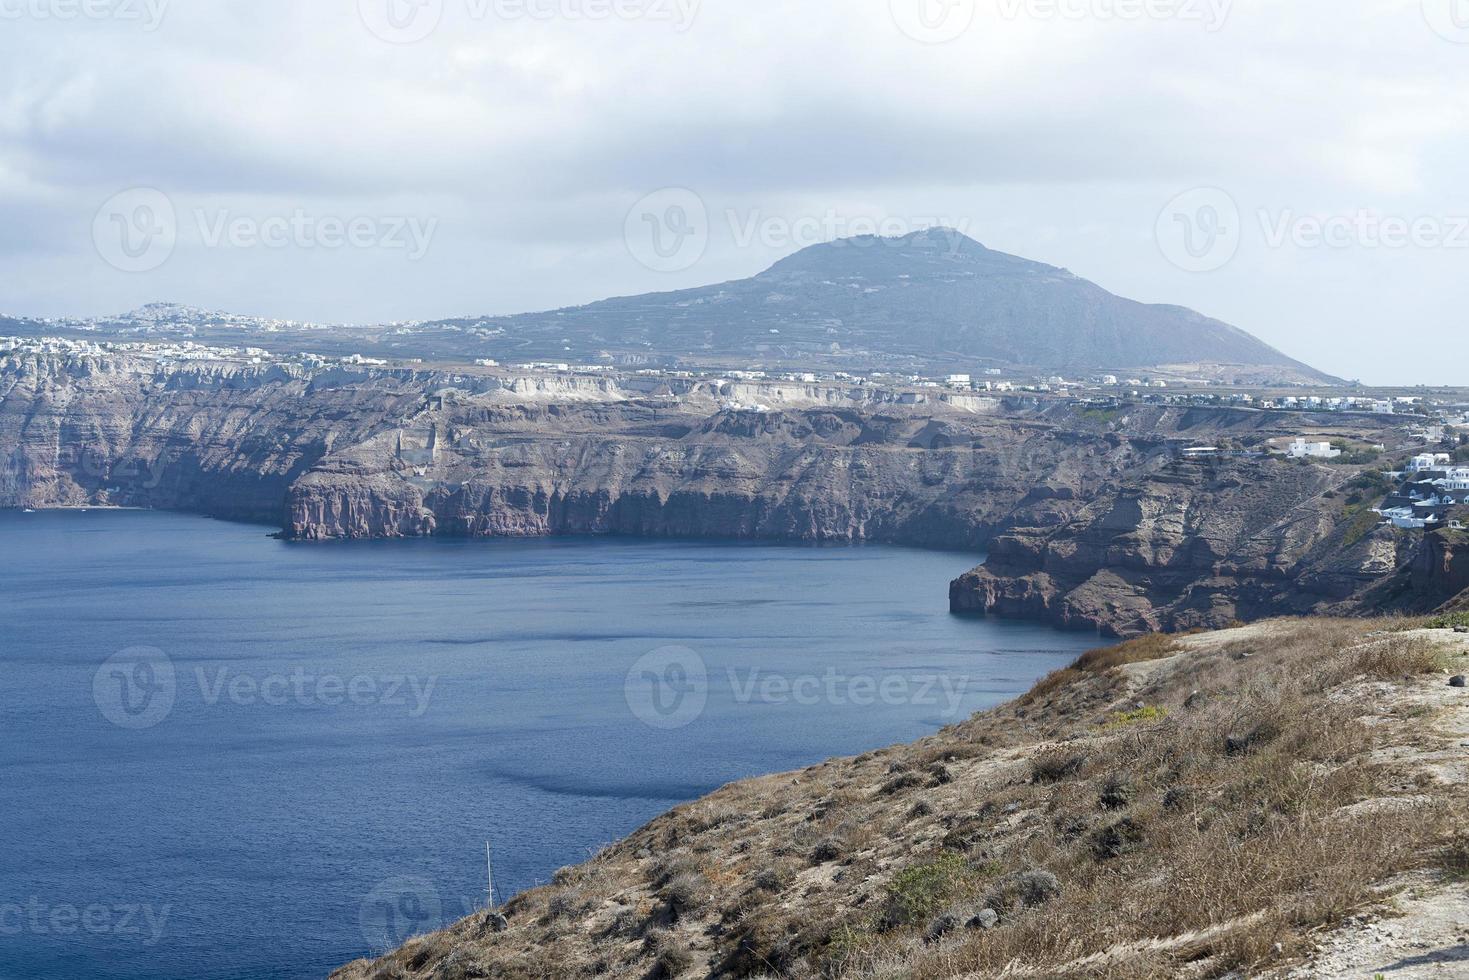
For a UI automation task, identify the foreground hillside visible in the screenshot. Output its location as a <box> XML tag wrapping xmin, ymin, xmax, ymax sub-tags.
<box><xmin>334</xmin><ymin>619</ymin><xmax>1469</xmax><ymax>979</ymax></box>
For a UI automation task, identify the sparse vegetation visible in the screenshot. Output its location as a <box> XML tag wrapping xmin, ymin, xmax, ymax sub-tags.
<box><xmin>878</xmin><ymin>853</ymin><xmax>981</xmax><ymax>930</ymax></box>
<box><xmin>334</xmin><ymin>620</ymin><xmax>1469</xmax><ymax>980</ymax></box>
<box><xmin>1104</xmin><ymin>704</ymin><xmax>1167</xmax><ymax>728</ymax></box>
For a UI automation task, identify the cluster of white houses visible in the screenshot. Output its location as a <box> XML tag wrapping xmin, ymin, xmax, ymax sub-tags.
<box><xmin>1378</xmin><ymin>454</ymin><xmax>1469</xmax><ymax>528</ymax></box>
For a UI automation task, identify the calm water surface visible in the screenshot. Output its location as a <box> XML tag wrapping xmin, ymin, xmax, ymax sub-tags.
<box><xmin>0</xmin><ymin>510</ymin><xmax>1096</xmax><ymax>980</ymax></box>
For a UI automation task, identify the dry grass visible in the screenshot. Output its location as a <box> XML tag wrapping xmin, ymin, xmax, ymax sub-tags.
<box><xmin>332</xmin><ymin>621</ymin><xmax>1468</xmax><ymax>980</ymax></box>
<box><xmin>1023</xmin><ymin>632</ymin><xmax>1184</xmax><ymax>705</ymax></box>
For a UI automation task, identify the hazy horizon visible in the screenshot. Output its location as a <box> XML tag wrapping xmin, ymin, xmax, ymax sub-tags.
<box><xmin>3</xmin><ymin>1</ymin><xmax>1467</xmax><ymax>384</ymax></box>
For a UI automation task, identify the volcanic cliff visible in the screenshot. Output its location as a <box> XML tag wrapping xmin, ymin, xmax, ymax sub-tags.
<box><xmin>0</xmin><ymin>348</ymin><xmax>1426</xmax><ymax>636</ymax></box>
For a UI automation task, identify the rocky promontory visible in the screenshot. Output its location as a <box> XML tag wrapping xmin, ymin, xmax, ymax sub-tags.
<box><xmin>949</xmin><ymin>454</ymin><xmax>1405</xmax><ymax>636</ymax></box>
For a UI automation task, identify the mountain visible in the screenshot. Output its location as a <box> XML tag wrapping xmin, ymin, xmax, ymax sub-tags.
<box><xmin>3</xmin><ymin>230</ymin><xmax>1331</xmax><ymax>381</ymax></box>
<box><xmin>429</xmin><ymin>228</ymin><xmax>1332</xmax><ymax>381</ymax></box>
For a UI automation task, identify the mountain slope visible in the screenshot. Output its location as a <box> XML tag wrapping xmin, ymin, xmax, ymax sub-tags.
<box><xmin>436</xmin><ymin>229</ymin><xmax>1330</xmax><ymax>380</ymax></box>
<box><xmin>3</xmin><ymin>230</ymin><xmax>1330</xmax><ymax>381</ymax></box>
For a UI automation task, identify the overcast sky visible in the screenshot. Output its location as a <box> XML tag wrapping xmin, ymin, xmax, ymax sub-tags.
<box><xmin>1</xmin><ymin>0</ymin><xmax>1465</xmax><ymax>383</ymax></box>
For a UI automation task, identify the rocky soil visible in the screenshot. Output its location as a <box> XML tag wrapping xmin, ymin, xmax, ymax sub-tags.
<box><xmin>329</xmin><ymin>619</ymin><xmax>1469</xmax><ymax>980</ymax></box>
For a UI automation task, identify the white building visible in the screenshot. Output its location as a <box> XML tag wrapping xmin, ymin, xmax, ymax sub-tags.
<box><xmin>1288</xmin><ymin>438</ymin><xmax>1341</xmax><ymax>459</ymax></box>
<box><xmin>1409</xmin><ymin>453</ymin><xmax>1452</xmax><ymax>473</ymax></box>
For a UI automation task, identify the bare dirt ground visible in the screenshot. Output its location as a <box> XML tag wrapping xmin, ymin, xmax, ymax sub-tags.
<box><xmin>1277</xmin><ymin>628</ymin><xmax>1469</xmax><ymax>979</ymax></box>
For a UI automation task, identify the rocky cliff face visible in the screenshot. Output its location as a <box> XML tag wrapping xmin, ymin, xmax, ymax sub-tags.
<box><xmin>282</xmin><ymin>403</ymin><xmax>1126</xmax><ymax>548</ymax></box>
<box><xmin>1400</xmin><ymin>527</ymin><xmax>1469</xmax><ymax>610</ymax></box>
<box><xmin>0</xmin><ymin>349</ymin><xmax>1420</xmax><ymax>635</ymax></box>
<box><xmin>948</xmin><ymin>455</ymin><xmax>1401</xmax><ymax>636</ymax></box>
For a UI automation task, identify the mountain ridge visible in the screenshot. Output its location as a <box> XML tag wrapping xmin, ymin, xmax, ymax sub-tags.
<box><xmin>4</xmin><ymin>228</ymin><xmax>1332</xmax><ymax>381</ymax></box>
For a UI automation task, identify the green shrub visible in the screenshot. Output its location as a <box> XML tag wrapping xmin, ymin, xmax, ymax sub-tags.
<box><xmin>1105</xmin><ymin>705</ymin><xmax>1168</xmax><ymax>729</ymax></box>
<box><xmin>879</xmin><ymin>854</ymin><xmax>980</xmax><ymax>930</ymax></box>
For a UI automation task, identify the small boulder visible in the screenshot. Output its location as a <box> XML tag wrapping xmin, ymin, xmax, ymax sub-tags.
<box><xmin>925</xmin><ymin>912</ymin><xmax>961</xmax><ymax>942</ymax></box>
<box><xmin>480</xmin><ymin>911</ymin><xmax>509</xmax><ymax>935</ymax></box>
<box><xmin>982</xmin><ymin>869</ymin><xmax>1062</xmax><ymax>912</ymax></box>
<box><xmin>1450</xmin><ymin>676</ymin><xmax>1467</xmax><ymax>688</ymax></box>
<box><xmin>966</xmin><ymin>908</ymin><xmax>1000</xmax><ymax>930</ymax></box>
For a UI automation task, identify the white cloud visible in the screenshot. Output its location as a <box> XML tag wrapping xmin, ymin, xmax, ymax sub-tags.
<box><xmin>0</xmin><ymin>0</ymin><xmax>1464</xmax><ymax>382</ymax></box>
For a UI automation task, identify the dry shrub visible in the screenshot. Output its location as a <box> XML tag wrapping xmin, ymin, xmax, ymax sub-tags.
<box><xmin>1030</xmin><ymin>749</ymin><xmax>1087</xmax><ymax>784</ymax></box>
<box><xmin>1074</xmin><ymin>633</ymin><xmax>1182</xmax><ymax>672</ymax></box>
<box><xmin>1024</xmin><ymin>633</ymin><xmax>1182</xmax><ymax>704</ymax></box>
<box><xmin>663</xmin><ymin>871</ymin><xmax>712</xmax><ymax>917</ymax></box>
<box><xmin>1351</xmin><ymin>636</ymin><xmax>1448</xmax><ymax>679</ymax></box>
<box><xmin>647</xmin><ymin>930</ymin><xmax>694</xmax><ymax>978</ymax></box>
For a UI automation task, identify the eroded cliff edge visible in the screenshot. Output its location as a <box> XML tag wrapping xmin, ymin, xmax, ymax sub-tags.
<box><xmin>0</xmin><ymin>349</ymin><xmax>1427</xmax><ymax>635</ymax></box>
<box><xmin>949</xmin><ymin>454</ymin><xmax>1410</xmax><ymax>636</ymax></box>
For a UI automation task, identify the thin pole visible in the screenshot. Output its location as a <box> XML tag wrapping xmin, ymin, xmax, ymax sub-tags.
<box><xmin>485</xmin><ymin>841</ymin><xmax>495</xmax><ymax>910</ymax></box>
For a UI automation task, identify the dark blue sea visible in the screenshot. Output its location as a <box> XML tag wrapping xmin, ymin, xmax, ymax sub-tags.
<box><xmin>0</xmin><ymin>510</ymin><xmax>1096</xmax><ymax>979</ymax></box>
